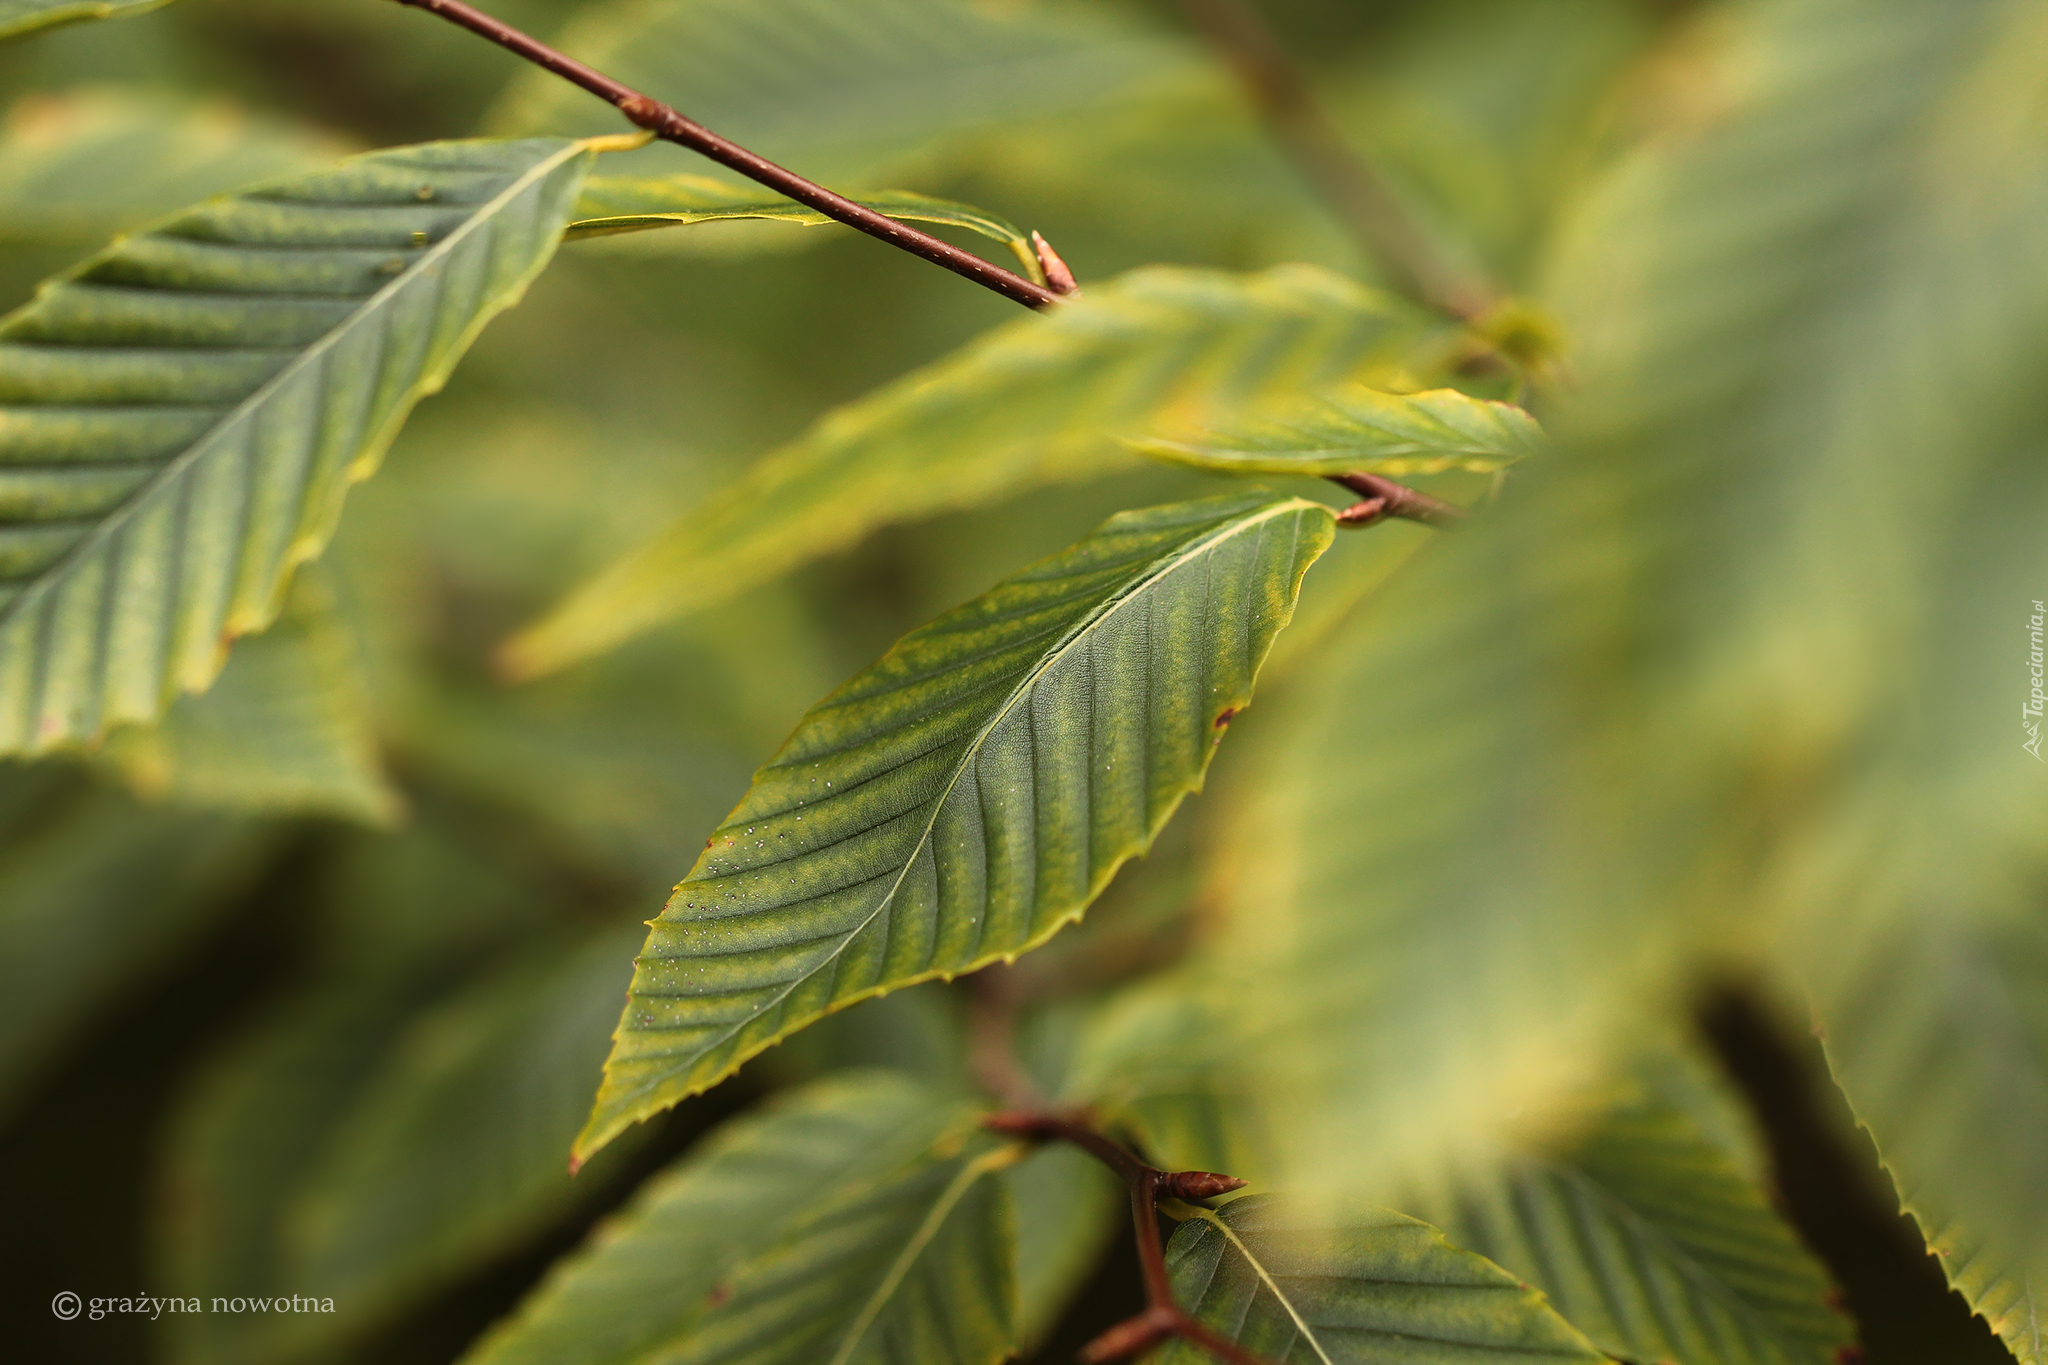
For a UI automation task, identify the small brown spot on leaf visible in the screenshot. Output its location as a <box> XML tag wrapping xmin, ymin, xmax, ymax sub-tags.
<box><xmin>1213</xmin><ymin>707</ymin><xmax>1241</xmax><ymax>729</ymax></box>
<box><xmin>706</xmin><ymin>1280</ymin><xmax>731</xmax><ymax>1309</ymax></box>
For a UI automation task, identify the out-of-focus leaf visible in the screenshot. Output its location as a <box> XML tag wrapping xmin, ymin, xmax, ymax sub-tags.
<box><xmin>1534</xmin><ymin>0</ymin><xmax>2048</xmax><ymax>1350</ymax></box>
<box><xmin>576</xmin><ymin>493</ymin><xmax>1333</xmax><ymax>1160</ymax></box>
<box><xmin>1063</xmin><ymin>978</ymin><xmax>1273</xmax><ymax>1185</ymax></box>
<box><xmin>1417</xmin><ymin>1081</ymin><xmax>1851</xmax><ymax>1365</ymax></box>
<box><xmin>0</xmin><ymin>0</ymin><xmax>171</xmax><ymax>41</ymax></box>
<box><xmin>1800</xmin><ymin>896</ymin><xmax>2048</xmax><ymax>1365</ymax></box>
<box><xmin>566</xmin><ymin>174</ymin><xmax>1043</xmax><ymax>280</ymax></box>
<box><xmin>279</xmin><ymin>926</ymin><xmax>647</xmax><ymax>1339</ymax></box>
<box><xmin>98</xmin><ymin>572</ymin><xmax>399</xmax><ymax>825</ymax></box>
<box><xmin>1192</xmin><ymin>0</ymin><xmax>2048</xmax><ymax>1254</ymax></box>
<box><xmin>467</xmin><ymin>1072</ymin><xmax>1015</xmax><ymax>1365</ymax></box>
<box><xmin>491</xmin><ymin>0</ymin><xmax>1193</xmax><ymax>186</ymax></box>
<box><xmin>0</xmin><ymin>763</ymin><xmax>259</xmax><ymax>1117</ymax></box>
<box><xmin>160</xmin><ymin>982</ymin><xmax>422</xmax><ymax>1365</ymax></box>
<box><xmin>1006</xmin><ymin>1142</ymin><xmax>1120</xmax><ymax>1353</ymax></box>
<box><xmin>1159</xmin><ymin>1196</ymin><xmax>1606</xmax><ymax>1365</ymax></box>
<box><xmin>0</xmin><ymin>136</ymin><xmax>593</xmax><ymax>754</ymax></box>
<box><xmin>508</xmin><ymin>265</ymin><xmax>1417</xmax><ymax>677</ymax></box>
<box><xmin>1133</xmin><ymin>384</ymin><xmax>1544</xmax><ymax>478</ymax></box>
<box><xmin>0</xmin><ymin>88</ymin><xmax>344</xmax><ymax>246</ymax></box>
<box><xmin>158</xmin><ymin>821</ymin><xmax>565</xmax><ymax>1365</ymax></box>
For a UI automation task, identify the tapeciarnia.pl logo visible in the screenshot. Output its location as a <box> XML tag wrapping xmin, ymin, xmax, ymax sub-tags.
<box><xmin>2026</xmin><ymin>599</ymin><xmax>2045</xmax><ymax>761</ymax></box>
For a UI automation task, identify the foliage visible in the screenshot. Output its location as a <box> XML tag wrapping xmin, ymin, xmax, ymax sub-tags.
<box><xmin>0</xmin><ymin>0</ymin><xmax>2038</xmax><ymax>1363</ymax></box>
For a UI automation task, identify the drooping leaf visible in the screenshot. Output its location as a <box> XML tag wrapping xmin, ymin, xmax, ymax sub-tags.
<box><xmin>0</xmin><ymin>136</ymin><xmax>595</xmax><ymax>755</ymax></box>
<box><xmin>1419</xmin><ymin>1082</ymin><xmax>1852</xmax><ymax>1365</ymax></box>
<box><xmin>508</xmin><ymin>265</ymin><xmax>1416</xmax><ymax>677</ymax></box>
<box><xmin>0</xmin><ymin>0</ymin><xmax>171</xmax><ymax>41</ymax></box>
<box><xmin>1159</xmin><ymin>1196</ymin><xmax>1607</xmax><ymax>1365</ymax></box>
<box><xmin>576</xmin><ymin>492</ymin><xmax>1334</xmax><ymax>1160</ymax></box>
<box><xmin>97</xmin><ymin>570</ymin><xmax>399</xmax><ymax>825</ymax></box>
<box><xmin>491</xmin><ymin>0</ymin><xmax>1193</xmax><ymax>187</ymax></box>
<box><xmin>1132</xmin><ymin>384</ymin><xmax>1545</xmax><ymax>478</ymax></box>
<box><xmin>467</xmin><ymin>1073</ymin><xmax>1014</xmax><ymax>1365</ymax></box>
<box><xmin>566</xmin><ymin>174</ymin><xmax>1043</xmax><ymax>280</ymax></box>
<box><xmin>0</xmin><ymin>762</ymin><xmax>261</xmax><ymax>1119</ymax></box>
<box><xmin>0</xmin><ymin>89</ymin><xmax>344</xmax><ymax>247</ymax></box>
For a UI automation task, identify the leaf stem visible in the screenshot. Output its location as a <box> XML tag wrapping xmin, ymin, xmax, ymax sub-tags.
<box><xmin>385</xmin><ymin>0</ymin><xmax>1066</xmax><ymax>310</ymax></box>
<box><xmin>983</xmin><ymin>1111</ymin><xmax>1271</xmax><ymax>1365</ymax></box>
<box><xmin>1171</xmin><ymin>0</ymin><xmax>1494</xmax><ymax>320</ymax></box>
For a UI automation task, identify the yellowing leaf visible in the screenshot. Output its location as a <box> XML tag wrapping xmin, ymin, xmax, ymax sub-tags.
<box><xmin>1133</xmin><ymin>384</ymin><xmax>1544</xmax><ymax>478</ymax></box>
<box><xmin>508</xmin><ymin>265</ymin><xmax>1417</xmax><ymax>678</ymax></box>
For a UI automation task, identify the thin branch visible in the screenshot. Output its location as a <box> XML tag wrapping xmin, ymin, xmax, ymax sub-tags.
<box><xmin>386</xmin><ymin>0</ymin><xmax>1064</xmax><ymax>311</ymax></box>
<box><xmin>1328</xmin><ymin>471</ymin><xmax>1467</xmax><ymax>529</ymax></box>
<box><xmin>1172</xmin><ymin>0</ymin><xmax>1493</xmax><ymax>320</ymax></box>
<box><xmin>984</xmin><ymin>1111</ymin><xmax>1268</xmax><ymax>1365</ymax></box>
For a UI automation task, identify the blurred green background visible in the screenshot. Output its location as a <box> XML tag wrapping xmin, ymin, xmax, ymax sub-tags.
<box><xmin>0</xmin><ymin>0</ymin><xmax>2025</xmax><ymax>1361</ymax></box>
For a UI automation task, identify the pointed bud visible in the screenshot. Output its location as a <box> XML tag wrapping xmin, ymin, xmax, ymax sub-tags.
<box><xmin>1158</xmin><ymin>1170</ymin><xmax>1249</xmax><ymax>1200</ymax></box>
<box><xmin>1032</xmin><ymin>231</ymin><xmax>1081</xmax><ymax>296</ymax></box>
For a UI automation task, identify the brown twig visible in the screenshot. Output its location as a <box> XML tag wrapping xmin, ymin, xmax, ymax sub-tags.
<box><xmin>984</xmin><ymin>1111</ymin><xmax>1269</xmax><ymax>1365</ymax></box>
<box><xmin>1171</xmin><ymin>0</ymin><xmax>1493</xmax><ymax>320</ymax></box>
<box><xmin>386</xmin><ymin>0</ymin><xmax>1065</xmax><ymax>311</ymax></box>
<box><xmin>1328</xmin><ymin>471</ymin><xmax>1467</xmax><ymax>529</ymax></box>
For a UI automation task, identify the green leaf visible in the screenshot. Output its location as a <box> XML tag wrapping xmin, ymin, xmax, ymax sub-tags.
<box><xmin>576</xmin><ymin>492</ymin><xmax>1334</xmax><ymax>1160</ymax></box>
<box><xmin>0</xmin><ymin>763</ymin><xmax>260</xmax><ymax>1119</ymax></box>
<box><xmin>160</xmin><ymin>981</ymin><xmax>423</xmax><ymax>1365</ymax></box>
<box><xmin>1800</xmin><ymin>896</ymin><xmax>2048</xmax><ymax>1365</ymax></box>
<box><xmin>0</xmin><ymin>0</ymin><xmax>171</xmax><ymax>41</ymax></box>
<box><xmin>566</xmin><ymin>174</ymin><xmax>1043</xmax><ymax>280</ymax></box>
<box><xmin>0</xmin><ymin>135</ymin><xmax>594</xmax><ymax>755</ymax></box>
<box><xmin>277</xmin><ymin>926</ymin><xmax>648</xmax><ymax>1339</ymax></box>
<box><xmin>97</xmin><ymin>570</ymin><xmax>399</xmax><ymax>825</ymax></box>
<box><xmin>466</xmin><ymin>1073</ymin><xmax>1015</xmax><ymax>1365</ymax></box>
<box><xmin>1160</xmin><ymin>1196</ymin><xmax>1608</xmax><ymax>1365</ymax></box>
<box><xmin>490</xmin><ymin>0</ymin><xmax>1193</xmax><ymax>186</ymax></box>
<box><xmin>157</xmin><ymin>823</ymin><xmax>567</xmax><ymax>1365</ymax></box>
<box><xmin>507</xmin><ymin>265</ymin><xmax>1416</xmax><ymax>678</ymax></box>
<box><xmin>1006</xmin><ymin>1143</ymin><xmax>1121</xmax><ymax>1353</ymax></box>
<box><xmin>1132</xmin><ymin>384</ymin><xmax>1545</xmax><ymax>478</ymax></box>
<box><xmin>1419</xmin><ymin>1083</ymin><xmax>1851</xmax><ymax>1365</ymax></box>
<box><xmin>0</xmin><ymin>89</ymin><xmax>344</xmax><ymax>248</ymax></box>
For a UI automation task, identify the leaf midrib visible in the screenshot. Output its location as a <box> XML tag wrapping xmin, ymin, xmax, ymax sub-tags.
<box><xmin>644</xmin><ymin>498</ymin><xmax>1319</xmax><ymax>1081</ymax></box>
<box><xmin>824</xmin><ymin>1144</ymin><xmax>1019</xmax><ymax>1365</ymax></box>
<box><xmin>1191</xmin><ymin>1208</ymin><xmax>1338</xmax><ymax>1365</ymax></box>
<box><xmin>0</xmin><ymin>138</ymin><xmax>585</xmax><ymax>636</ymax></box>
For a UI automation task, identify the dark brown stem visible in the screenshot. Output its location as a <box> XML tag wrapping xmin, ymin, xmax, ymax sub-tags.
<box><xmin>1172</xmin><ymin>0</ymin><xmax>1493</xmax><ymax>320</ymax></box>
<box><xmin>1328</xmin><ymin>471</ymin><xmax>1467</xmax><ymax>529</ymax></box>
<box><xmin>386</xmin><ymin>0</ymin><xmax>1064</xmax><ymax>311</ymax></box>
<box><xmin>984</xmin><ymin>1111</ymin><xmax>1267</xmax><ymax>1365</ymax></box>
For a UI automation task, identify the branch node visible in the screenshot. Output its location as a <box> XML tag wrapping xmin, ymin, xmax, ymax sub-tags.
<box><xmin>1081</xmin><ymin>1305</ymin><xmax>1182</xmax><ymax>1363</ymax></box>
